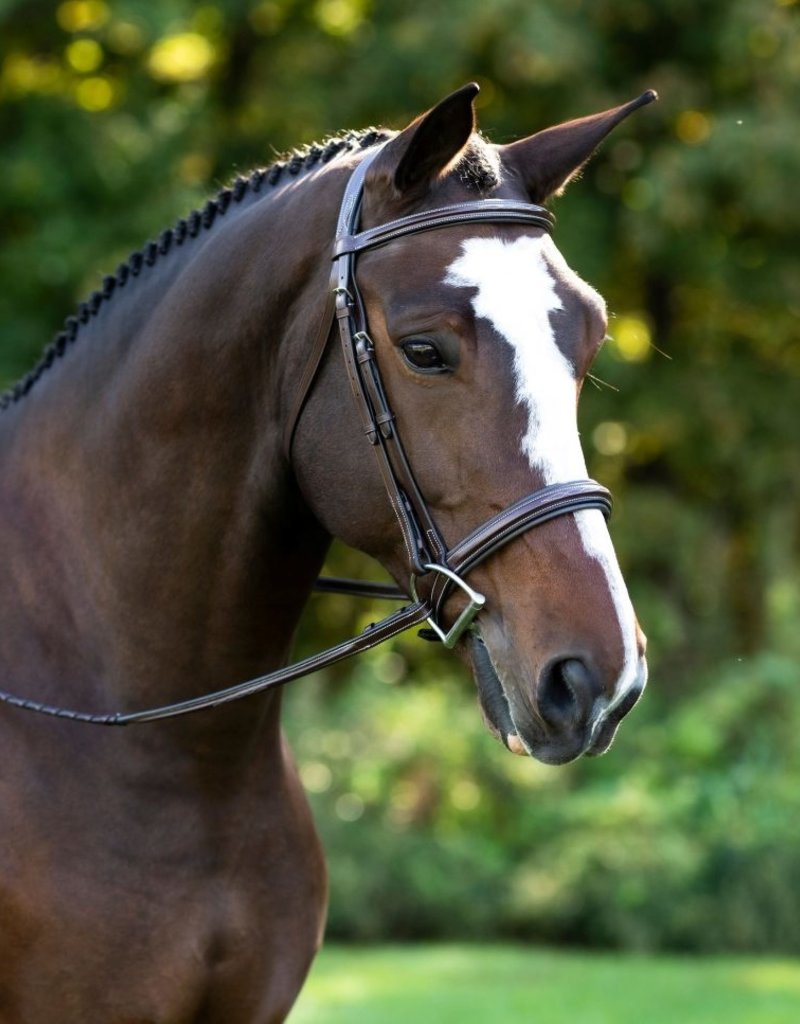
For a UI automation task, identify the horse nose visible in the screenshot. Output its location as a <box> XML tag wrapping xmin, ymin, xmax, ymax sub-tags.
<box><xmin>537</xmin><ymin>657</ymin><xmax>602</xmax><ymax>734</ymax></box>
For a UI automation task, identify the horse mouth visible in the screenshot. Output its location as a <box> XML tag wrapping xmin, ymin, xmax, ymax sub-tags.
<box><xmin>469</xmin><ymin>633</ymin><xmax>527</xmax><ymax>755</ymax></box>
<box><xmin>469</xmin><ymin>637</ymin><xmax>581</xmax><ymax>764</ymax></box>
<box><xmin>468</xmin><ymin>633</ymin><xmax>642</xmax><ymax>765</ymax></box>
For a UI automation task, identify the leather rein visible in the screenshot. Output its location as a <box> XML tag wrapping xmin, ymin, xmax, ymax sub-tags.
<box><xmin>0</xmin><ymin>146</ymin><xmax>612</xmax><ymax>726</ymax></box>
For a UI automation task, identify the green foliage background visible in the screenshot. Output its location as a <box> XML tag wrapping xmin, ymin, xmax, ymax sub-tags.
<box><xmin>2</xmin><ymin>0</ymin><xmax>799</xmax><ymax>952</ymax></box>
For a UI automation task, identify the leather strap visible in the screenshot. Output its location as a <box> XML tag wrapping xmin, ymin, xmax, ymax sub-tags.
<box><xmin>428</xmin><ymin>480</ymin><xmax>612</xmax><ymax>612</ymax></box>
<box><xmin>450</xmin><ymin>480</ymin><xmax>611</xmax><ymax>576</ymax></box>
<box><xmin>315</xmin><ymin>481</ymin><xmax>612</xmax><ymax>607</ymax></box>
<box><xmin>314</xmin><ymin>577</ymin><xmax>405</xmax><ymax>600</ymax></box>
<box><xmin>0</xmin><ymin>481</ymin><xmax>611</xmax><ymax>725</ymax></box>
<box><xmin>281</xmin><ymin>149</ymin><xmax>375</xmax><ymax>457</ymax></box>
<box><xmin>329</xmin><ymin>147</ymin><xmax>448</xmax><ymax>571</ymax></box>
<box><xmin>334</xmin><ymin>199</ymin><xmax>554</xmax><ymax>257</ymax></box>
<box><xmin>0</xmin><ymin>145</ymin><xmax>613</xmax><ymax>727</ymax></box>
<box><xmin>0</xmin><ymin>600</ymin><xmax>431</xmax><ymax>725</ymax></box>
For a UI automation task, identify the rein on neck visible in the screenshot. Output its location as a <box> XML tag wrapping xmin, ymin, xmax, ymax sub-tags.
<box><xmin>0</xmin><ymin>147</ymin><xmax>611</xmax><ymax>726</ymax></box>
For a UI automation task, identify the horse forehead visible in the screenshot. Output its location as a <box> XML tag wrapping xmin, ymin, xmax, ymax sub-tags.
<box><xmin>442</xmin><ymin>233</ymin><xmax>598</xmax><ymax>482</ymax></box>
<box><xmin>442</xmin><ymin>233</ymin><xmax>606</xmax><ymax>337</ymax></box>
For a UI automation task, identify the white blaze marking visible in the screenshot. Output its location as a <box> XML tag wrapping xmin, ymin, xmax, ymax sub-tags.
<box><xmin>444</xmin><ymin>235</ymin><xmax>643</xmax><ymax>707</ymax></box>
<box><xmin>446</xmin><ymin>236</ymin><xmax>583</xmax><ymax>481</ymax></box>
<box><xmin>576</xmin><ymin>509</ymin><xmax>644</xmax><ymax>711</ymax></box>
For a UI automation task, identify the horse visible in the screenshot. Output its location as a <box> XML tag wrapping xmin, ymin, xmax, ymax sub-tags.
<box><xmin>0</xmin><ymin>83</ymin><xmax>652</xmax><ymax>1022</ymax></box>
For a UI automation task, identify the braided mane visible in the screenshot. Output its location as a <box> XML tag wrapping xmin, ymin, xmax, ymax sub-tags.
<box><xmin>0</xmin><ymin>127</ymin><xmax>389</xmax><ymax>412</ymax></box>
<box><xmin>1</xmin><ymin>125</ymin><xmax>499</xmax><ymax>414</ymax></box>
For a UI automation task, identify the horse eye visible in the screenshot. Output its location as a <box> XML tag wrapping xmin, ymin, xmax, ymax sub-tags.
<box><xmin>400</xmin><ymin>338</ymin><xmax>447</xmax><ymax>373</ymax></box>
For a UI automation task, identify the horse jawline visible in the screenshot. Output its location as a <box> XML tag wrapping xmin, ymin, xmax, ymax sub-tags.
<box><xmin>468</xmin><ymin>633</ymin><xmax>524</xmax><ymax>754</ymax></box>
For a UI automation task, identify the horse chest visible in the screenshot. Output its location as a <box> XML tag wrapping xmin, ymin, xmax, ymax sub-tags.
<box><xmin>0</xmin><ymin>747</ymin><xmax>326</xmax><ymax>1024</ymax></box>
<box><xmin>1</xmin><ymin>896</ymin><xmax>303</xmax><ymax>1023</ymax></box>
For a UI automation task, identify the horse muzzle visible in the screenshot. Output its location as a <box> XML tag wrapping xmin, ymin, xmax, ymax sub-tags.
<box><xmin>469</xmin><ymin>634</ymin><xmax>647</xmax><ymax>765</ymax></box>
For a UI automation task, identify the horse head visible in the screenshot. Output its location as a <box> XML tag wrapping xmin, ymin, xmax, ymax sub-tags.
<box><xmin>294</xmin><ymin>84</ymin><xmax>653</xmax><ymax>765</ymax></box>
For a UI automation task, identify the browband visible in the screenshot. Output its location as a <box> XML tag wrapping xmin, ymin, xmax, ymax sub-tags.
<box><xmin>334</xmin><ymin>199</ymin><xmax>555</xmax><ymax>257</ymax></box>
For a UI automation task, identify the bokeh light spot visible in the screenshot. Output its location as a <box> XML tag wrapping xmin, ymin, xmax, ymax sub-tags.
<box><xmin>323</xmin><ymin>730</ymin><xmax>351</xmax><ymax>759</ymax></box>
<box><xmin>65</xmin><ymin>38</ymin><xmax>103</xmax><ymax>74</ymax></box>
<box><xmin>249</xmin><ymin>2</ymin><xmax>286</xmax><ymax>34</ymax></box>
<box><xmin>2</xmin><ymin>54</ymin><xmax>63</xmax><ymax>96</ymax></box>
<box><xmin>335</xmin><ymin>793</ymin><xmax>365</xmax><ymax>822</ymax></box>
<box><xmin>148</xmin><ymin>33</ymin><xmax>215</xmax><ymax>83</ymax></box>
<box><xmin>300</xmin><ymin>761</ymin><xmax>333</xmax><ymax>794</ymax></box>
<box><xmin>609</xmin><ymin>315</ymin><xmax>652</xmax><ymax>362</ymax></box>
<box><xmin>56</xmin><ymin>0</ymin><xmax>110</xmax><ymax>33</ymax></box>
<box><xmin>675</xmin><ymin>110</ymin><xmax>711</xmax><ymax>145</ymax></box>
<box><xmin>593</xmin><ymin>421</ymin><xmax>629</xmax><ymax>456</ymax></box>
<box><xmin>105</xmin><ymin>21</ymin><xmax>146</xmax><ymax>55</ymax></box>
<box><xmin>192</xmin><ymin>5</ymin><xmax>225</xmax><ymax>36</ymax></box>
<box><xmin>451</xmin><ymin>779</ymin><xmax>481</xmax><ymax>811</ymax></box>
<box><xmin>75</xmin><ymin>75</ymin><xmax>114</xmax><ymax>111</ymax></box>
<box><xmin>314</xmin><ymin>0</ymin><xmax>366</xmax><ymax>37</ymax></box>
<box><xmin>374</xmin><ymin>651</ymin><xmax>406</xmax><ymax>685</ymax></box>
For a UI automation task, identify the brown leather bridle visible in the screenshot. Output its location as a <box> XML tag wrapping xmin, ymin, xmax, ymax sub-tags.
<box><xmin>0</xmin><ymin>146</ymin><xmax>612</xmax><ymax>725</ymax></box>
<box><xmin>291</xmin><ymin>146</ymin><xmax>612</xmax><ymax>640</ymax></box>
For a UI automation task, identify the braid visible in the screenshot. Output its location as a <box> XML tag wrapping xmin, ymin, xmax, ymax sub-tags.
<box><xmin>0</xmin><ymin>127</ymin><xmax>391</xmax><ymax>412</ymax></box>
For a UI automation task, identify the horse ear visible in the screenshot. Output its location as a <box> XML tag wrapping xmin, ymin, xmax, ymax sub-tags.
<box><xmin>369</xmin><ymin>82</ymin><xmax>480</xmax><ymax>197</ymax></box>
<box><xmin>501</xmin><ymin>90</ymin><xmax>657</xmax><ymax>203</ymax></box>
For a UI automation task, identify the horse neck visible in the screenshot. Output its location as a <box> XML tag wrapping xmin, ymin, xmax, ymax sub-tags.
<box><xmin>0</xmin><ymin>167</ymin><xmax>340</xmax><ymax>742</ymax></box>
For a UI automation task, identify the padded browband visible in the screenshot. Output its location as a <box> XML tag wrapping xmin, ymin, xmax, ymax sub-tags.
<box><xmin>334</xmin><ymin>199</ymin><xmax>555</xmax><ymax>256</ymax></box>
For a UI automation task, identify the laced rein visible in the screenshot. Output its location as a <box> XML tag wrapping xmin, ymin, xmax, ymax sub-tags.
<box><xmin>0</xmin><ymin>147</ymin><xmax>612</xmax><ymax>725</ymax></box>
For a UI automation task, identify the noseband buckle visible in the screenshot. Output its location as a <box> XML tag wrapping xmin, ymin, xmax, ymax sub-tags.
<box><xmin>411</xmin><ymin>563</ymin><xmax>486</xmax><ymax>649</ymax></box>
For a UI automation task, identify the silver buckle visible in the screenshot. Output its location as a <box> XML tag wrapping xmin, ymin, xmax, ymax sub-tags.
<box><xmin>410</xmin><ymin>564</ymin><xmax>486</xmax><ymax>649</ymax></box>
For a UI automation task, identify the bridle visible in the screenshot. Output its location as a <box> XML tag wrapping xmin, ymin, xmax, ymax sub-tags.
<box><xmin>0</xmin><ymin>146</ymin><xmax>612</xmax><ymax>726</ymax></box>
<box><xmin>292</xmin><ymin>147</ymin><xmax>611</xmax><ymax>636</ymax></box>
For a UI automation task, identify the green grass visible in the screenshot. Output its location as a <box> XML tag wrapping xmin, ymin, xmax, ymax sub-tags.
<box><xmin>290</xmin><ymin>944</ymin><xmax>800</xmax><ymax>1023</ymax></box>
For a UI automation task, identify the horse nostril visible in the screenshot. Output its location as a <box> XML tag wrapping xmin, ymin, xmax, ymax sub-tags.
<box><xmin>537</xmin><ymin>657</ymin><xmax>599</xmax><ymax>730</ymax></box>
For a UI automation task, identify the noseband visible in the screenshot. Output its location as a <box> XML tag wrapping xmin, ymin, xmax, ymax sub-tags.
<box><xmin>0</xmin><ymin>147</ymin><xmax>612</xmax><ymax>725</ymax></box>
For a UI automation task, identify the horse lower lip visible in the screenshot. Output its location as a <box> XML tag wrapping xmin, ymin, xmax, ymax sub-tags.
<box><xmin>587</xmin><ymin>683</ymin><xmax>645</xmax><ymax>755</ymax></box>
<box><xmin>469</xmin><ymin>634</ymin><xmax>517</xmax><ymax>746</ymax></box>
<box><xmin>585</xmin><ymin>690</ymin><xmax>642</xmax><ymax>756</ymax></box>
<box><xmin>585</xmin><ymin>725</ymin><xmax>615</xmax><ymax>757</ymax></box>
<box><xmin>470</xmin><ymin>637</ymin><xmax>597</xmax><ymax>762</ymax></box>
<box><xmin>506</xmin><ymin>733</ymin><xmax>528</xmax><ymax>756</ymax></box>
